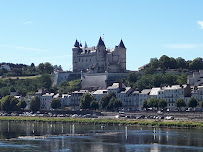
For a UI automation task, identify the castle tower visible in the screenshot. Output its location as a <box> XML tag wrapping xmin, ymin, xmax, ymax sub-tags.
<box><xmin>72</xmin><ymin>39</ymin><xmax>80</xmax><ymax>72</ymax></box>
<box><xmin>96</xmin><ymin>37</ymin><xmax>106</xmax><ymax>72</ymax></box>
<box><xmin>117</xmin><ymin>39</ymin><xmax>126</xmax><ymax>72</ymax></box>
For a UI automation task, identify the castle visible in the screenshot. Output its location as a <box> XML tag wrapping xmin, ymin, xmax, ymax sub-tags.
<box><xmin>72</xmin><ymin>37</ymin><xmax>126</xmax><ymax>73</ymax></box>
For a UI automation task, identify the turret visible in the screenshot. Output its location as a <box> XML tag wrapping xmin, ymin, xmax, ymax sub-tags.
<box><xmin>118</xmin><ymin>39</ymin><xmax>126</xmax><ymax>48</ymax></box>
<box><xmin>72</xmin><ymin>39</ymin><xmax>80</xmax><ymax>72</ymax></box>
<box><xmin>116</xmin><ymin>39</ymin><xmax>126</xmax><ymax>72</ymax></box>
<box><xmin>74</xmin><ymin>39</ymin><xmax>79</xmax><ymax>47</ymax></box>
<box><xmin>97</xmin><ymin>37</ymin><xmax>106</xmax><ymax>48</ymax></box>
<box><xmin>96</xmin><ymin>37</ymin><xmax>106</xmax><ymax>72</ymax></box>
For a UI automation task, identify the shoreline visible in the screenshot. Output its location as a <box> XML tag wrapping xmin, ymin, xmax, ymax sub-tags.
<box><xmin>0</xmin><ymin>116</ymin><xmax>203</xmax><ymax>129</ymax></box>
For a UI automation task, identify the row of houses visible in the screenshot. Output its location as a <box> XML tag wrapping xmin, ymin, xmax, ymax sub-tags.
<box><xmin>19</xmin><ymin>81</ymin><xmax>203</xmax><ymax>111</ymax></box>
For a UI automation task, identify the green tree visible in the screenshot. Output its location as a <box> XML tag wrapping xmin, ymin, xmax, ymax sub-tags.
<box><xmin>80</xmin><ymin>93</ymin><xmax>95</xmax><ymax>110</ymax></box>
<box><xmin>159</xmin><ymin>55</ymin><xmax>171</xmax><ymax>70</ymax></box>
<box><xmin>189</xmin><ymin>57</ymin><xmax>203</xmax><ymax>70</ymax></box>
<box><xmin>188</xmin><ymin>97</ymin><xmax>198</xmax><ymax>109</ymax></box>
<box><xmin>107</xmin><ymin>97</ymin><xmax>122</xmax><ymax>111</ymax></box>
<box><xmin>38</xmin><ymin>63</ymin><xmax>45</xmax><ymax>74</ymax></box>
<box><xmin>176</xmin><ymin>57</ymin><xmax>186</xmax><ymax>69</ymax></box>
<box><xmin>200</xmin><ymin>101</ymin><xmax>203</xmax><ymax>109</ymax></box>
<box><xmin>40</xmin><ymin>74</ymin><xmax>52</xmax><ymax>90</ymax></box>
<box><xmin>0</xmin><ymin>95</ymin><xmax>20</xmax><ymax>112</ymax></box>
<box><xmin>175</xmin><ymin>99</ymin><xmax>186</xmax><ymax>111</ymax></box>
<box><xmin>30</xmin><ymin>96</ymin><xmax>41</xmax><ymax>111</ymax></box>
<box><xmin>147</xmin><ymin>97</ymin><xmax>159</xmax><ymax>110</ymax></box>
<box><xmin>169</xmin><ymin>57</ymin><xmax>177</xmax><ymax>69</ymax></box>
<box><xmin>177</xmin><ymin>75</ymin><xmax>187</xmax><ymax>85</ymax></box>
<box><xmin>100</xmin><ymin>92</ymin><xmax>116</xmax><ymax>109</ymax></box>
<box><xmin>142</xmin><ymin>100</ymin><xmax>148</xmax><ymax>110</ymax></box>
<box><xmin>90</xmin><ymin>100</ymin><xmax>99</xmax><ymax>110</ymax></box>
<box><xmin>149</xmin><ymin>58</ymin><xmax>159</xmax><ymax>69</ymax></box>
<box><xmin>127</xmin><ymin>72</ymin><xmax>138</xmax><ymax>83</ymax></box>
<box><xmin>158</xmin><ymin>99</ymin><xmax>167</xmax><ymax>110</ymax></box>
<box><xmin>44</xmin><ymin>62</ymin><xmax>54</xmax><ymax>74</ymax></box>
<box><xmin>51</xmin><ymin>98</ymin><xmax>61</xmax><ymax>109</ymax></box>
<box><xmin>17</xmin><ymin>100</ymin><xmax>27</xmax><ymax>110</ymax></box>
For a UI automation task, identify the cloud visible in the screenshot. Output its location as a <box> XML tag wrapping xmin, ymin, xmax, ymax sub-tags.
<box><xmin>0</xmin><ymin>44</ymin><xmax>48</xmax><ymax>52</ymax></box>
<box><xmin>197</xmin><ymin>21</ymin><xmax>203</xmax><ymax>29</ymax></box>
<box><xmin>15</xmin><ymin>46</ymin><xmax>48</xmax><ymax>52</ymax></box>
<box><xmin>24</xmin><ymin>20</ymin><xmax>32</xmax><ymax>24</ymax></box>
<box><xmin>163</xmin><ymin>44</ymin><xmax>199</xmax><ymax>49</ymax></box>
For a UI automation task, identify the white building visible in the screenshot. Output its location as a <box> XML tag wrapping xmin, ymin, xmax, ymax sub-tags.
<box><xmin>92</xmin><ymin>90</ymin><xmax>107</xmax><ymax>101</ymax></box>
<box><xmin>40</xmin><ymin>93</ymin><xmax>54</xmax><ymax>110</ymax></box>
<box><xmin>70</xmin><ymin>90</ymin><xmax>89</xmax><ymax>110</ymax></box>
<box><xmin>188</xmin><ymin>70</ymin><xmax>203</xmax><ymax>86</ymax></box>
<box><xmin>138</xmin><ymin>89</ymin><xmax>151</xmax><ymax>110</ymax></box>
<box><xmin>61</xmin><ymin>94</ymin><xmax>71</xmax><ymax>108</ymax></box>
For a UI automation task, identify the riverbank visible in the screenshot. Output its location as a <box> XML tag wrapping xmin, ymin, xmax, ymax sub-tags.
<box><xmin>0</xmin><ymin>116</ymin><xmax>203</xmax><ymax>129</ymax></box>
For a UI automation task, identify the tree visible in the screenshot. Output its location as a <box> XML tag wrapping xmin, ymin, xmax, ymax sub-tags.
<box><xmin>127</xmin><ymin>72</ymin><xmax>138</xmax><ymax>83</ymax></box>
<box><xmin>44</xmin><ymin>62</ymin><xmax>54</xmax><ymax>74</ymax></box>
<box><xmin>40</xmin><ymin>74</ymin><xmax>52</xmax><ymax>90</ymax></box>
<box><xmin>147</xmin><ymin>97</ymin><xmax>159</xmax><ymax>110</ymax></box>
<box><xmin>17</xmin><ymin>100</ymin><xmax>27</xmax><ymax>110</ymax></box>
<box><xmin>200</xmin><ymin>101</ymin><xmax>203</xmax><ymax>109</ymax></box>
<box><xmin>177</xmin><ymin>75</ymin><xmax>187</xmax><ymax>85</ymax></box>
<box><xmin>159</xmin><ymin>55</ymin><xmax>170</xmax><ymax>70</ymax></box>
<box><xmin>107</xmin><ymin>97</ymin><xmax>122</xmax><ymax>111</ymax></box>
<box><xmin>30</xmin><ymin>96</ymin><xmax>41</xmax><ymax>111</ymax></box>
<box><xmin>100</xmin><ymin>92</ymin><xmax>116</xmax><ymax>109</ymax></box>
<box><xmin>142</xmin><ymin>100</ymin><xmax>148</xmax><ymax>110</ymax></box>
<box><xmin>80</xmin><ymin>93</ymin><xmax>95</xmax><ymax>110</ymax></box>
<box><xmin>31</xmin><ymin>63</ymin><xmax>35</xmax><ymax>68</ymax></box>
<box><xmin>158</xmin><ymin>99</ymin><xmax>167</xmax><ymax>110</ymax></box>
<box><xmin>0</xmin><ymin>95</ymin><xmax>20</xmax><ymax>112</ymax></box>
<box><xmin>149</xmin><ymin>58</ymin><xmax>159</xmax><ymax>69</ymax></box>
<box><xmin>90</xmin><ymin>101</ymin><xmax>99</xmax><ymax>110</ymax></box>
<box><xmin>176</xmin><ymin>57</ymin><xmax>186</xmax><ymax>69</ymax></box>
<box><xmin>51</xmin><ymin>98</ymin><xmax>61</xmax><ymax>109</ymax></box>
<box><xmin>38</xmin><ymin>63</ymin><xmax>45</xmax><ymax>74</ymax></box>
<box><xmin>188</xmin><ymin>97</ymin><xmax>198</xmax><ymax>109</ymax></box>
<box><xmin>189</xmin><ymin>57</ymin><xmax>203</xmax><ymax>70</ymax></box>
<box><xmin>169</xmin><ymin>57</ymin><xmax>177</xmax><ymax>69</ymax></box>
<box><xmin>175</xmin><ymin>99</ymin><xmax>186</xmax><ymax>111</ymax></box>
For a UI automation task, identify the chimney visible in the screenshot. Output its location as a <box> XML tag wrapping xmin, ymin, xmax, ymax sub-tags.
<box><xmin>119</xmin><ymin>82</ymin><xmax>122</xmax><ymax>89</ymax></box>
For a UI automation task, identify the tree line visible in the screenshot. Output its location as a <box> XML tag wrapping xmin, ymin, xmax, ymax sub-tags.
<box><xmin>0</xmin><ymin>62</ymin><xmax>55</xmax><ymax>77</ymax></box>
<box><xmin>143</xmin><ymin>97</ymin><xmax>203</xmax><ymax>111</ymax></box>
<box><xmin>80</xmin><ymin>92</ymin><xmax>122</xmax><ymax>111</ymax></box>
<box><xmin>145</xmin><ymin>55</ymin><xmax>203</xmax><ymax>73</ymax></box>
<box><xmin>125</xmin><ymin>72</ymin><xmax>187</xmax><ymax>91</ymax></box>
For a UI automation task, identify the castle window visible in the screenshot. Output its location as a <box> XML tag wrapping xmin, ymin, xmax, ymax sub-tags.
<box><xmin>86</xmin><ymin>59</ymin><xmax>87</xmax><ymax>62</ymax></box>
<box><xmin>79</xmin><ymin>58</ymin><xmax>80</xmax><ymax>62</ymax></box>
<box><xmin>90</xmin><ymin>59</ymin><xmax>91</xmax><ymax>61</ymax></box>
<box><xmin>82</xmin><ymin>59</ymin><xmax>83</xmax><ymax>62</ymax></box>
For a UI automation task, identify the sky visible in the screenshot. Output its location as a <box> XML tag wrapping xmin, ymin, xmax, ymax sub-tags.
<box><xmin>1</xmin><ymin>0</ymin><xmax>203</xmax><ymax>71</ymax></box>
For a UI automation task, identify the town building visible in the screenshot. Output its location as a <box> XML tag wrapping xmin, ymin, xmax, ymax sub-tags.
<box><xmin>188</xmin><ymin>70</ymin><xmax>203</xmax><ymax>86</ymax></box>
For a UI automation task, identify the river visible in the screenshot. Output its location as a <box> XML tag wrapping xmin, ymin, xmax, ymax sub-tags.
<box><xmin>0</xmin><ymin>121</ymin><xmax>202</xmax><ymax>152</ymax></box>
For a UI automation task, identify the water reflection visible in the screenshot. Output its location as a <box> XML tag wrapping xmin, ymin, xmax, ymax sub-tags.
<box><xmin>0</xmin><ymin>121</ymin><xmax>202</xmax><ymax>152</ymax></box>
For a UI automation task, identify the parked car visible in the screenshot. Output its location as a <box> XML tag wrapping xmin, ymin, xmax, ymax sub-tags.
<box><xmin>137</xmin><ymin>115</ymin><xmax>145</xmax><ymax>119</ymax></box>
<box><xmin>165</xmin><ymin>116</ymin><xmax>174</xmax><ymax>120</ymax></box>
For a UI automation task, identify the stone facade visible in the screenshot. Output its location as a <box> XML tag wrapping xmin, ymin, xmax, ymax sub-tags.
<box><xmin>72</xmin><ymin>37</ymin><xmax>126</xmax><ymax>73</ymax></box>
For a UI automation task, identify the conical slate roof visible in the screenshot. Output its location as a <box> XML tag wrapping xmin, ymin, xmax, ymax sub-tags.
<box><xmin>97</xmin><ymin>37</ymin><xmax>105</xmax><ymax>47</ymax></box>
<box><xmin>118</xmin><ymin>39</ymin><xmax>126</xmax><ymax>48</ymax></box>
<box><xmin>74</xmin><ymin>39</ymin><xmax>79</xmax><ymax>47</ymax></box>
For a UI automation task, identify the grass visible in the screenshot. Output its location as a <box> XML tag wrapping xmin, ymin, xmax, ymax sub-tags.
<box><xmin>1</xmin><ymin>116</ymin><xmax>203</xmax><ymax>129</ymax></box>
<box><xmin>1</xmin><ymin>75</ymin><xmax>40</xmax><ymax>80</ymax></box>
